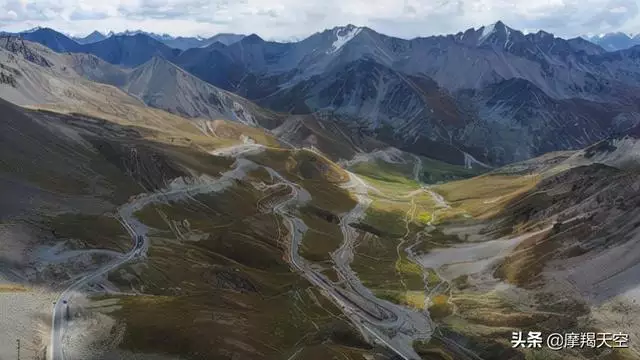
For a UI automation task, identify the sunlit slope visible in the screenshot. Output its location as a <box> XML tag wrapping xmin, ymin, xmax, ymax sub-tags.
<box><xmin>3</xmin><ymin>38</ymin><xmax>288</xmax><ymax>154</ymax></box>
<box><xmin>74</xmin><ymin>54</ymin><xmax>283</xmax><ymax>127</ymax></box>
<box><xmin>0</xmin><ymin>37</ymin><xmax>284</xmax><ymax>139</ymax></box>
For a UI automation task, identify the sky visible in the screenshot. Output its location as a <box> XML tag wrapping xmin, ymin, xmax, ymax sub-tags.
<box><xmin>0</xmin><ymin>0</ymin><xmax>638</xmax><ymax>40</ymax></box>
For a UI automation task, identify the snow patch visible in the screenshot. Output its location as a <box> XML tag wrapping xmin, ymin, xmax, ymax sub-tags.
<box><xmin>327</xmin><ymin>27</ymin><xmax>362</xmax><ymax>54</ymax></box>
<box><xmin>22</xmin><ymin>26</ymin><xmax>44</xmax><ymax>33</ymax></box>
<box><xmin>478</xmin><ymin>23</ymin><xmax>496</xmax><ymax>44</ymax></box>
<box><xmin>504</xmin><ymin>26</ymin><xmax>511</xmax><ymax>49</ymax></box>
<box><xmin>463</xmin><ymin>152</ymin><xmax>493</xmax><ymax>169</ymax></box>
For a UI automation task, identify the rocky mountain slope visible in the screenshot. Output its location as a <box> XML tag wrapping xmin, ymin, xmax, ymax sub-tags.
<box><xmin>121</xmin><ymin>56</ymin><xmax>279</xmax><ymax>126</ymax></box>
<box><xmin>0</xmin><ymin>37</ymin><xmax>279</xmax><ymax>130</ymax></box>
<box><xmin>0</xmin><ymin>37</ymin><xmax>140</xmax><ymax>107</ymax></box>
<box><xmin>0</xmin><ymin>37</ymin><xmax>394</xmax><ymax>164</ymax></box>
<box><xmin>165</xmin><ymin>22</ymin><xmax>640</xmax><ymax>165</ymax></box>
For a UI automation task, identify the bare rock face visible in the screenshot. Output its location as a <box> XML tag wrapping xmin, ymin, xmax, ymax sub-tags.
<box><xmin>164</xmin><ymin>23</ymin><xmax>640</xmax><ymax>165</ymax></box>
<box><xmin>0</xmin><ymin>37</ymin><xmax>52</xmax><ymax>67</ymax></box>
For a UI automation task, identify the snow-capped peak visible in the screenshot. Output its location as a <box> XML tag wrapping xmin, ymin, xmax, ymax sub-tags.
<box><xmin>475</xmin><ymin>21</ymin><xmax>514</xmax><ymax>46</ymax></box>
<box><xmin>478</xmin><ymin>22</ymin><xmax>497</xmax><ymax>44</ymax></box>
<box><xmin>22</xmin><ymin>26</ymin><xmax>44</xmax><ymax>33</ymax></box>
<box><xmin>104</xmin><ymin>30</ymin><xmax>174</xmax><ymax>40</ymax></box>
<box><xmin>327</xmin><ymin>26</ymin><xmax>362</xmax><ymax>54</ymax></box>
<box><xmin>478</xmin><ymin>21</ymin><xmax>511</xmax><ymax>43</ymax></box>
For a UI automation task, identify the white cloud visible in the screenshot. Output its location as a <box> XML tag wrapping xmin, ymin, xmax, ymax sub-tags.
<box><xmin>0</xmin><ymin>0</ymin><xmax>638</xmax><ymax>39</ymax></box>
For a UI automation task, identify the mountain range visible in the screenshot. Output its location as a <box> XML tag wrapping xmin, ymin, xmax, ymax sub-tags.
<box><xmin>72</xmin><ymin>30</ymin><xmax>245</xmax><ymax>49</ymax></box>
<box><xmin>6</xmin><ymin>21</ymin><xmax>640</xmax><ymax>167</ymax></box>
<box><xmin>3</xmin><ymin>27</ymin><xmax>245</xmax><ymax>51</ymax></box>
<box><xmin>584</xmin><ymin>32</ymin><xmax>640</xmax><ymax>51</ymax></box>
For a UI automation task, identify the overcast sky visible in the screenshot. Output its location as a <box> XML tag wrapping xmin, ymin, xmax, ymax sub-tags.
<box><xmin>0</xmin><ymin>0</ymin><xmax>638</xmax><ymax>40</ymax></box>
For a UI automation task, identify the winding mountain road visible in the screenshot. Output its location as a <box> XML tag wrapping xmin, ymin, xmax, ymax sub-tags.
<box><xmin>49</xmin><ymin>144</ymin><xmax>433</xmax><ymax>360</ymax></box>
<box><xmin>48</xmin><ymin>146</ymin><xmax>260</xmax><ymax>360</ymax></box>
<box><xmin>49</xmin><ymin>217</ymin><xmax>144</xmax><ymax>360</ymax></box>
<box><xmin>267</xmin><ymin>165</ymin><xmax>432</xmax><ymax>359</ymax></box>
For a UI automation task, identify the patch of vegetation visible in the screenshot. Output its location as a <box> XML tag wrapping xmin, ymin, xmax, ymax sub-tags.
<box><xmin>414</xmin><ymin>328</ymin><xmax>526</xmax><ymax>360</ymax></box>
<box><xmin>395</xmin><ymin>256</ymin><xmax>423</xmax><ymax>278</ymax></box>
<box><xmin>374</xmin><ymin>289</ymin><xmax>426</xmax><ymax>310</ymax></box>
<box><xmin>349</xmin><ymin>159</ymin><xmax>415</xmax><ymax>185</ymax></box>
<box><xmin>428</xmin><ymin>295</ymin><xmax>453</xmax><ymax>320</ymax></box>
<box><xmin>99</xmin><ymin>288</ymin><xmax>369</xmax><ymax>360</ymax></box>
<box><xmin>351</xmin><ymin>231</ymin><xmax>425</xmax><ymax>296</ymax></box>
<box><xmin>410</xmin><ymin>230</ymin><xmax>465</xmax><ymax>255</ymax></box>
<box><xmin>361</xmin><ymin>200</ymin><xmax>408</xmax><ymax>238</ymax></box>
<box><xmin>434</xmin><ymin>174</ymin><xmax>540</xmax><ymax>219</ymax></box>
<box><xmin>426</xmin><ymin>269</ymin><xmax>443</xmax><ymax>288</ymax></box>
<box><xmin>415</xmin><ymin>211</ymin><xmax>432</xmax><ymax>224</ymax></box>
<box><xmin>418</xmin><ymin>156</ymin><xmax>484</xmax><ymax>184</ymax></box>
<box><xmin>413</xmin><ymin>339</ymin><xmax>455</xmax><ymax>360</ymax></box>
<box><xmin>493</xmin><ymin>229</ymin><xmax>556</xmax><ymax>288</ymax></box>
<box><xmin>450</xmin><ymin>274</ymin><xmax>469</xmax><ymax>290</ymax></box>
<box><xmin>45</xmin><ymin>213</ymin><xmax>130</xmax><ymax>252</ymax></box>
<box><xmin>358</xmin><ymin>173</ymin><xmax>421</xmax><ymax>196</ymax></box>
<box><xmin>298</xmin><ymin>206</ymin><xmax>343</xmax><ymax>263</ymax></box>
<box><xmin>347</xmin><ymin>161</ymin><xmax>442</xmax><ymax>307</ymax></box>
<box><xmin>99</xmin><ymin>178</ymin><xmax>374</xmax><ymax>358</ymax></box>
<box><xmin>247</xmin><ymin>148</ymin><xmax>357</xmax><ymax>214</ymax></box>
<box><xmin>0</xmin><ymin>284</ymin><xmax>28</xmax><ymax>292</ymax></box>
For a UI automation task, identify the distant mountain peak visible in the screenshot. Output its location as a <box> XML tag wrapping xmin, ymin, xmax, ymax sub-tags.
<box><xmin>480</xmin><ymin>21</ymin><xmax>508</xmax><ymax>33</ymax></box>
<box><xmin>599</xmin><ymin>31</ymin><xmax>632</xmax><ymax>39</ymax></box>
<box><xmin>22</xmin><ymin>26</ymin><xmax>45</xmax><ymax>33</ymax></box>
<box><xmin>478</xmin><ymin>23</ymin><xmax>498</xmax><ymax>44</ymax></box>
<box><xmin>333</xmin><ymin>24</ymin><xmax>359</xmax><ymax>31</ymax></box>
<box><xmin>535</xmin><ymin>29</ymin><xmax>552</xmax><ymax>37</ymax></box>
<box><xmin>243</xmin><ymin>34</ymin><xmax>264</xmax><ymax>43</ymax></box>
<box><xmin>473</xmin><ymin>21</ymin><xmax>520</xmax><ymax>48</ymax></box>
<box><xmin>585</xmin><ymin>31</ymin><xmax>640</xmax><ymax>51</ymax></box>
<box><xmin>73</xmin><ymin>30</ymin><xmax>107</xmax><ymax>44</ymax></box>
<box><xmin>137</xmin><ymin>55</ymin><xmax>177</xmax><ymax>71</ymax></box>
<box><xmin>208</xmin><ymin>33</ymin><xmax>246</xmax><ymax>46</ymax></box>
<box><xmin>103</xmin><ymin>30</ymin><xmax>174</xmax><ymax>41</ymax></box>
<box><xmin>327</xmin><ymin>25</ymin><xmax>363</xmax><ymax>54</ymax></box>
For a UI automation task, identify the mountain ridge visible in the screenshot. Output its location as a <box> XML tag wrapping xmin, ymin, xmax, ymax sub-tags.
<box><xmin>9</xmin><ymin>23</ymin><xmax>640</xmax><ymax>165</ymax></box>
<box><xmin>70</xmin><ymin>30</ymin><xmax>246</xmax><ymax>49</ymax></box>
<box><xmin>584</xmin><ymin>32</ymin><xmax>640</xmax><ymax>51</ymax></box>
